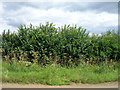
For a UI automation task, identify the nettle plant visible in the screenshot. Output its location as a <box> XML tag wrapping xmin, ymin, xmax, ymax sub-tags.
<box><xmin>2</xmin><ymin>22</ymin><xmax>119</xmax><ymax>66</ymax></box>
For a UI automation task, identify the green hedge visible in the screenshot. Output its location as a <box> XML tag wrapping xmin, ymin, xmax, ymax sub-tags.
<box><xmin>1</xmin><ymin>22</ymin><xmax>120</xmax><ymax>66</ymax></box>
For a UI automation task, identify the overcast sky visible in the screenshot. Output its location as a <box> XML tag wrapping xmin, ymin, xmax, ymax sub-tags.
<box><xmin>0</xmin><ymin>2</ymin><xmax>118</xmax><ymax>34</ymax></box>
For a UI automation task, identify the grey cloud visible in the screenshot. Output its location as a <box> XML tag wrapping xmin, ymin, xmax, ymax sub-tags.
<box><xmin>2</xmin><ymin>2</ymin><xmax>65</xmax><ymax>11</ymax></box>
<box><xmin>84</xmin><ymin>25</ymin><xmax>118</xmax><ymax>34</ymax></box>
<box><xmin>88</xmin><ymin>2</ymin><xmax>118</xmax><ymax>14</ymax></box>
<box><xmin>2</xmin><ymin>2</ymin><xmax>118</xmax><ymax>14</ymax></box>
<box><xmin>26</xmin><ymin>2</ymin><xmax>118</xmax><ymax>14</ymax></box>
<box><xmin>63</xmin><ymin>2</ymin><xmax>118</xmax><ymax>14</ymax></box>
<box><xmin>5</xmin><ymin>17</ymin><xmax>26</xmax><ymax>27</ymax></box>
<box><xmin>24</xmin><ymin>2</ymin><xmax>118</xmax><ymax>14</ymax></box>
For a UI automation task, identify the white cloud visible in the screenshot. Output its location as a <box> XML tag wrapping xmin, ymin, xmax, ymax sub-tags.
<box><xmin>0</xmin><ymin>2</ymin><xmax>118</xmax><ymax>34</ymax></box>
<box><xmin>0</xmin><ymin>3</ymin><xmax>4</xmax><ymax>14</ymax></box>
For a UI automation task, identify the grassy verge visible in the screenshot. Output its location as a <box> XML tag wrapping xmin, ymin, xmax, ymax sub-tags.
<box><xmin>2</xmin><ymin>61</ymin><xmax>118</xmax><ymax>85</ymax></box>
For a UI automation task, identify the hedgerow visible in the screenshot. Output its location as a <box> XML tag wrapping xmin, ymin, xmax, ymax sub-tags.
<box><xmin>1</xmin><ymin>22</ymin><xmax>119</xmax><ymax>66</ymax></box>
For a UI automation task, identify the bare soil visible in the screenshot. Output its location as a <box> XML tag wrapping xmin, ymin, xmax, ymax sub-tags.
<box><xmin>2</xmin><ymin>82</ymin><xmax>118</xmax><ymax>88</ymax></box>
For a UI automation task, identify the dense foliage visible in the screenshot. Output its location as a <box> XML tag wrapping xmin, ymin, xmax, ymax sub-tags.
<box><xmin>1</xmin><ymin>22</ymin><xmax>119</xmax><ymax>66</ymax></box>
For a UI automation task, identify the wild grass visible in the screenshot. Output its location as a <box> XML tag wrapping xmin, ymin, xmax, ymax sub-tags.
<box><xmin>2</xmin><ymin>61</ymin><xmax>118</xmax><ymax>85</ymax></box>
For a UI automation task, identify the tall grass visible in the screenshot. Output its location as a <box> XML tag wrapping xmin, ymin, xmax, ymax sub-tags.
<box><xmin>2</xmin><ymin>61</ymin><xmax>118</xmax><ymax>85</ymax></box>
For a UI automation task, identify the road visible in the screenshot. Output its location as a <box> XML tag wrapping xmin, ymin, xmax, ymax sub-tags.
<box><xmin>2</xmin><ymin>82</ymin><xmax>118</xmax><ymax>88</ymax></box>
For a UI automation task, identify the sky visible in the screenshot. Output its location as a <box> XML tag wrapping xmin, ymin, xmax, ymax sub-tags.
<box><xmin>0</xmin><ymin>2</ymin><xmax>118</xmax><ymax>34</ymax></box>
